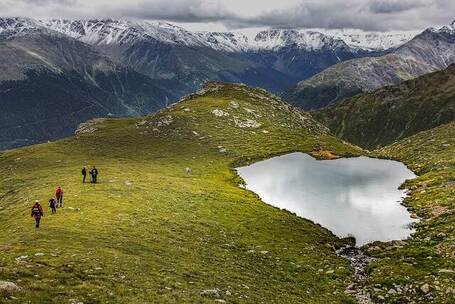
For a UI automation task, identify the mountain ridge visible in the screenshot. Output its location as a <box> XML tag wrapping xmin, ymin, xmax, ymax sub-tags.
<box><xmin>312</xmin><ymin>64</ymin><xmax>455</xmax><ymax>149</ymax></box>
<box><xmin>283</xmin><ymin>20</ymin><xmax>455</xmax><ymax>110</ymax></box>
<box><xmin>21</xmin><ymin>17</ymin><xmax>416</xmax><ymax>52</ymax></box>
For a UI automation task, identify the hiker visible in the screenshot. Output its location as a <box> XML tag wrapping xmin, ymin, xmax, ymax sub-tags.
<box><xmin>31</xmin><ymin>200</ymin><xmax>44</xmax><ymax>228</ymax></box>
<box><xmin>49</xmin><ymin>197</ymin><xmax>57</xmax><ymax>214</ymax></box>
<box><xmin>55</xmin><ymin>186</ymin><xmax>64</xmax><ymax>207</ymax></box>
<box><xmin>90</xmin><ymin>166</ymin><xmax>98</xmax><ymax>183</ymax></box>
<box><xmin>81</xmin><ymin>166</ymin><xmax>87</xmax><ymax>183</ymax></box>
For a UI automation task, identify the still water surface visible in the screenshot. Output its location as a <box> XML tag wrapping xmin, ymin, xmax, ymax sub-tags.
<box><xmin>237</xmin><ymin>153</ymin><xmax>417</xmax><ymax>245</ymax></box>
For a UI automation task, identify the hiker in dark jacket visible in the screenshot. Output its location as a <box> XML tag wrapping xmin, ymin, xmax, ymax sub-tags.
<box><xmin>31</xmin><ymin>200</ymin><xmax>44</xmax><ymax>228</ymax></box>
<box><xmin>90</xmin><ymin>166</ymin><xmax>98</xmax><ymax>183</ymax></box>
<box><xmin>82</xmin><ymin>166</ymin><xmax>87</xmax><ymax>183</ymax></box>
<box><xmin>49</xmin><ymin>197</ymin><xmax>57</xmax><ymax>214</ymax></box>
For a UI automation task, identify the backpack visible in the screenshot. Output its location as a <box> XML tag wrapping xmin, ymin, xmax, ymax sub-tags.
<box><xmin>32</xmin><ymin>206</ymin><xmax>41</xmax><ymax>216</ymax></box>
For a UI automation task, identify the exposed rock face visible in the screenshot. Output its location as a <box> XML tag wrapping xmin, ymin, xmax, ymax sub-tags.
<box><xmin>284</xmin><ymin>22</ymin><xmax>455</xmax><ymax>110</ymax></box>
<box><xmin>75</xmin><ymin>118</ymin><xmax>107</xmax><ymax>136</ymax></box>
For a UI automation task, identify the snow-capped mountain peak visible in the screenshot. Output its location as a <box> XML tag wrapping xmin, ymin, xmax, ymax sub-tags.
<box><xmin>34</xmin><ymin>19</ymin><xmax>354</xmax><ymax>52</ymax></box>
<box><xmin>0</xmin><ymin>17</ymin><xmax>43</xmax><ymax>36</ymax></box>
<box><xmin>313</xmin><ymin>28</ymin><xmax>419</xmax><ymax>51</ymax></box>
<box><xmin>436</xmin><ymin>19</ymin><xmax>455</xmax><ymax>34</ymax></box>
<box><xmin>1</xmin><ymin>17</ymin><xmax>424</xmax><ymax>53</ymax></box>
<box><xmin>37</xmin><ymin>18</ymin><xmax>193</xmax><ymax>46</ymax></box>
<box><xmin>250</xmin><ymin>29</ymin><xmax>348</xmax><ymax>50</ymax></box>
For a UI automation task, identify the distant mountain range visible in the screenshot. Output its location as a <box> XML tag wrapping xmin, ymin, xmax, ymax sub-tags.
<box><xmin>30</xmin><ymin>18</ymin><xmax>392</xmax><ymax>93</ymax></box>
<box><xmin>283</xmin><ymin>21</ymin><xmax>455</xmax><ymax>110</ymax></box>
<box><xmin>31</xmin><ymin>18</ymin><xmax>416</xmax><ymax>52</ymax></box>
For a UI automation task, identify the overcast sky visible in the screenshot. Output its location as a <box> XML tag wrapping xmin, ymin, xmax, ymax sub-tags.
<box><xmin>1</xmin><ymin>0</ymin><xmax>454</xmax><ymax>31</ymax></box>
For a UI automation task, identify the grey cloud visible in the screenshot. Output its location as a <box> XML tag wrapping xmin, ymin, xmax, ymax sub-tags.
<box><xmin>368</xmin><ymin>0</ymin><xmax>427</xmax><ymax>14</ymax></box>
<box><xmin>0</xmin><ymin>0</ymin><xmax>453</xmax><ymax>31</ymax></box>
<box><xmin>228</xmin><ymin>0</ymin><xmax>454</xmax><ymax>31</ymax></box>
<box><xmin>16</xmin><ymin>0</ymin><xmax>78</xmax><ymax>5</ymax></box>
<box><xmin>115</xmin><ymin>1</ymin><xmax>237</xmax><ymax>23</ymax></box>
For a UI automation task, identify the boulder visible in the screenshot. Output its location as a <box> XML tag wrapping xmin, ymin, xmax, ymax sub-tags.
<box><xmin>0</xmin><ymin>281</ymin><xmax>20</xmax><ymax>296</ymax></box>
<box><xmin>200</xmin><ymin>289</ymin><xmax>221</xmax><ymax>298</ymax></box>
<box><xmin>420</xmin><ymin>283</ymin><xmax>430</xmax><ymax>294</ymax></box>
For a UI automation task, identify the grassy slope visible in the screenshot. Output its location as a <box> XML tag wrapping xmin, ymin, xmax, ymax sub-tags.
<box><xmin>363</xmin><ymin>122</ymin><xmax>455</xmax><ymax>303</ymax></box>
<box><xmin>0</xmin><ymin>83</ymin><xmax>361</xmax><ymax>303</ymax></box>
<box><xmin>312</xmin><ymin>64</ymin><xmax>455</xmax><ymax>149</ymax></box>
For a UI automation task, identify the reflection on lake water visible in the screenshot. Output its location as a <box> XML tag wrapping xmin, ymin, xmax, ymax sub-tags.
<box><xmin>237</xmin><ymin>153</ymin><xmax>417</xmax><ymax>246</ymax></box>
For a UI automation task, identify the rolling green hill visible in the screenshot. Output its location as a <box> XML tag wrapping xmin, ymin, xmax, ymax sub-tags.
<box><xmin>0</xmin><ymin>83</ymin><xmax>360</xmax><ymax>303</ymax></box>
<box><xmin>313</xmin><ymin>64</ymin><xmax>455</xmax><ymax>149</ymax></box>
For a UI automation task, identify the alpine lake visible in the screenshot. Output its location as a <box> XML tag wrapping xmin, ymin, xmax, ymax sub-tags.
<box><xmin>237</xmin><ymin>153</ymin><xmax>417</xmax><ymax>246</ymax></box>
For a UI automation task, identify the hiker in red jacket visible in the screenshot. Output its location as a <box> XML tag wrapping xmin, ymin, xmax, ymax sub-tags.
<box><xmin>55</xmin><ymin>186</ymin><xmax>64</xmax><ymax>207</ymax></box>
<box><xmin>31</xmin><ymin>200</ymin><xmax>44</xmax><ymax>228</ymax></box>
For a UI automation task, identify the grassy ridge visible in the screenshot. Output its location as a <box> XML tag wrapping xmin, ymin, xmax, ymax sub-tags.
<box><xmin>0</xmin><ymin>83</ymin><xmax>360</xmax><ymax>303</ymax></box>
<box><xmin>313</xmin><ymin>64</ymin><xmax>455</xmax><ymax>149</ymax></box>
<box><xmin>362</xmin><ymin>122</ymin><xmax>455</xmax><ymax>303</ymax></box>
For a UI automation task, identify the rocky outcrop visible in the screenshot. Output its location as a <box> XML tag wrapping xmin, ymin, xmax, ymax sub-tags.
<box><xmin>0</xmin><ymin>281</ymin><xmax>20</xmax><ymax>297</ymax></box>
